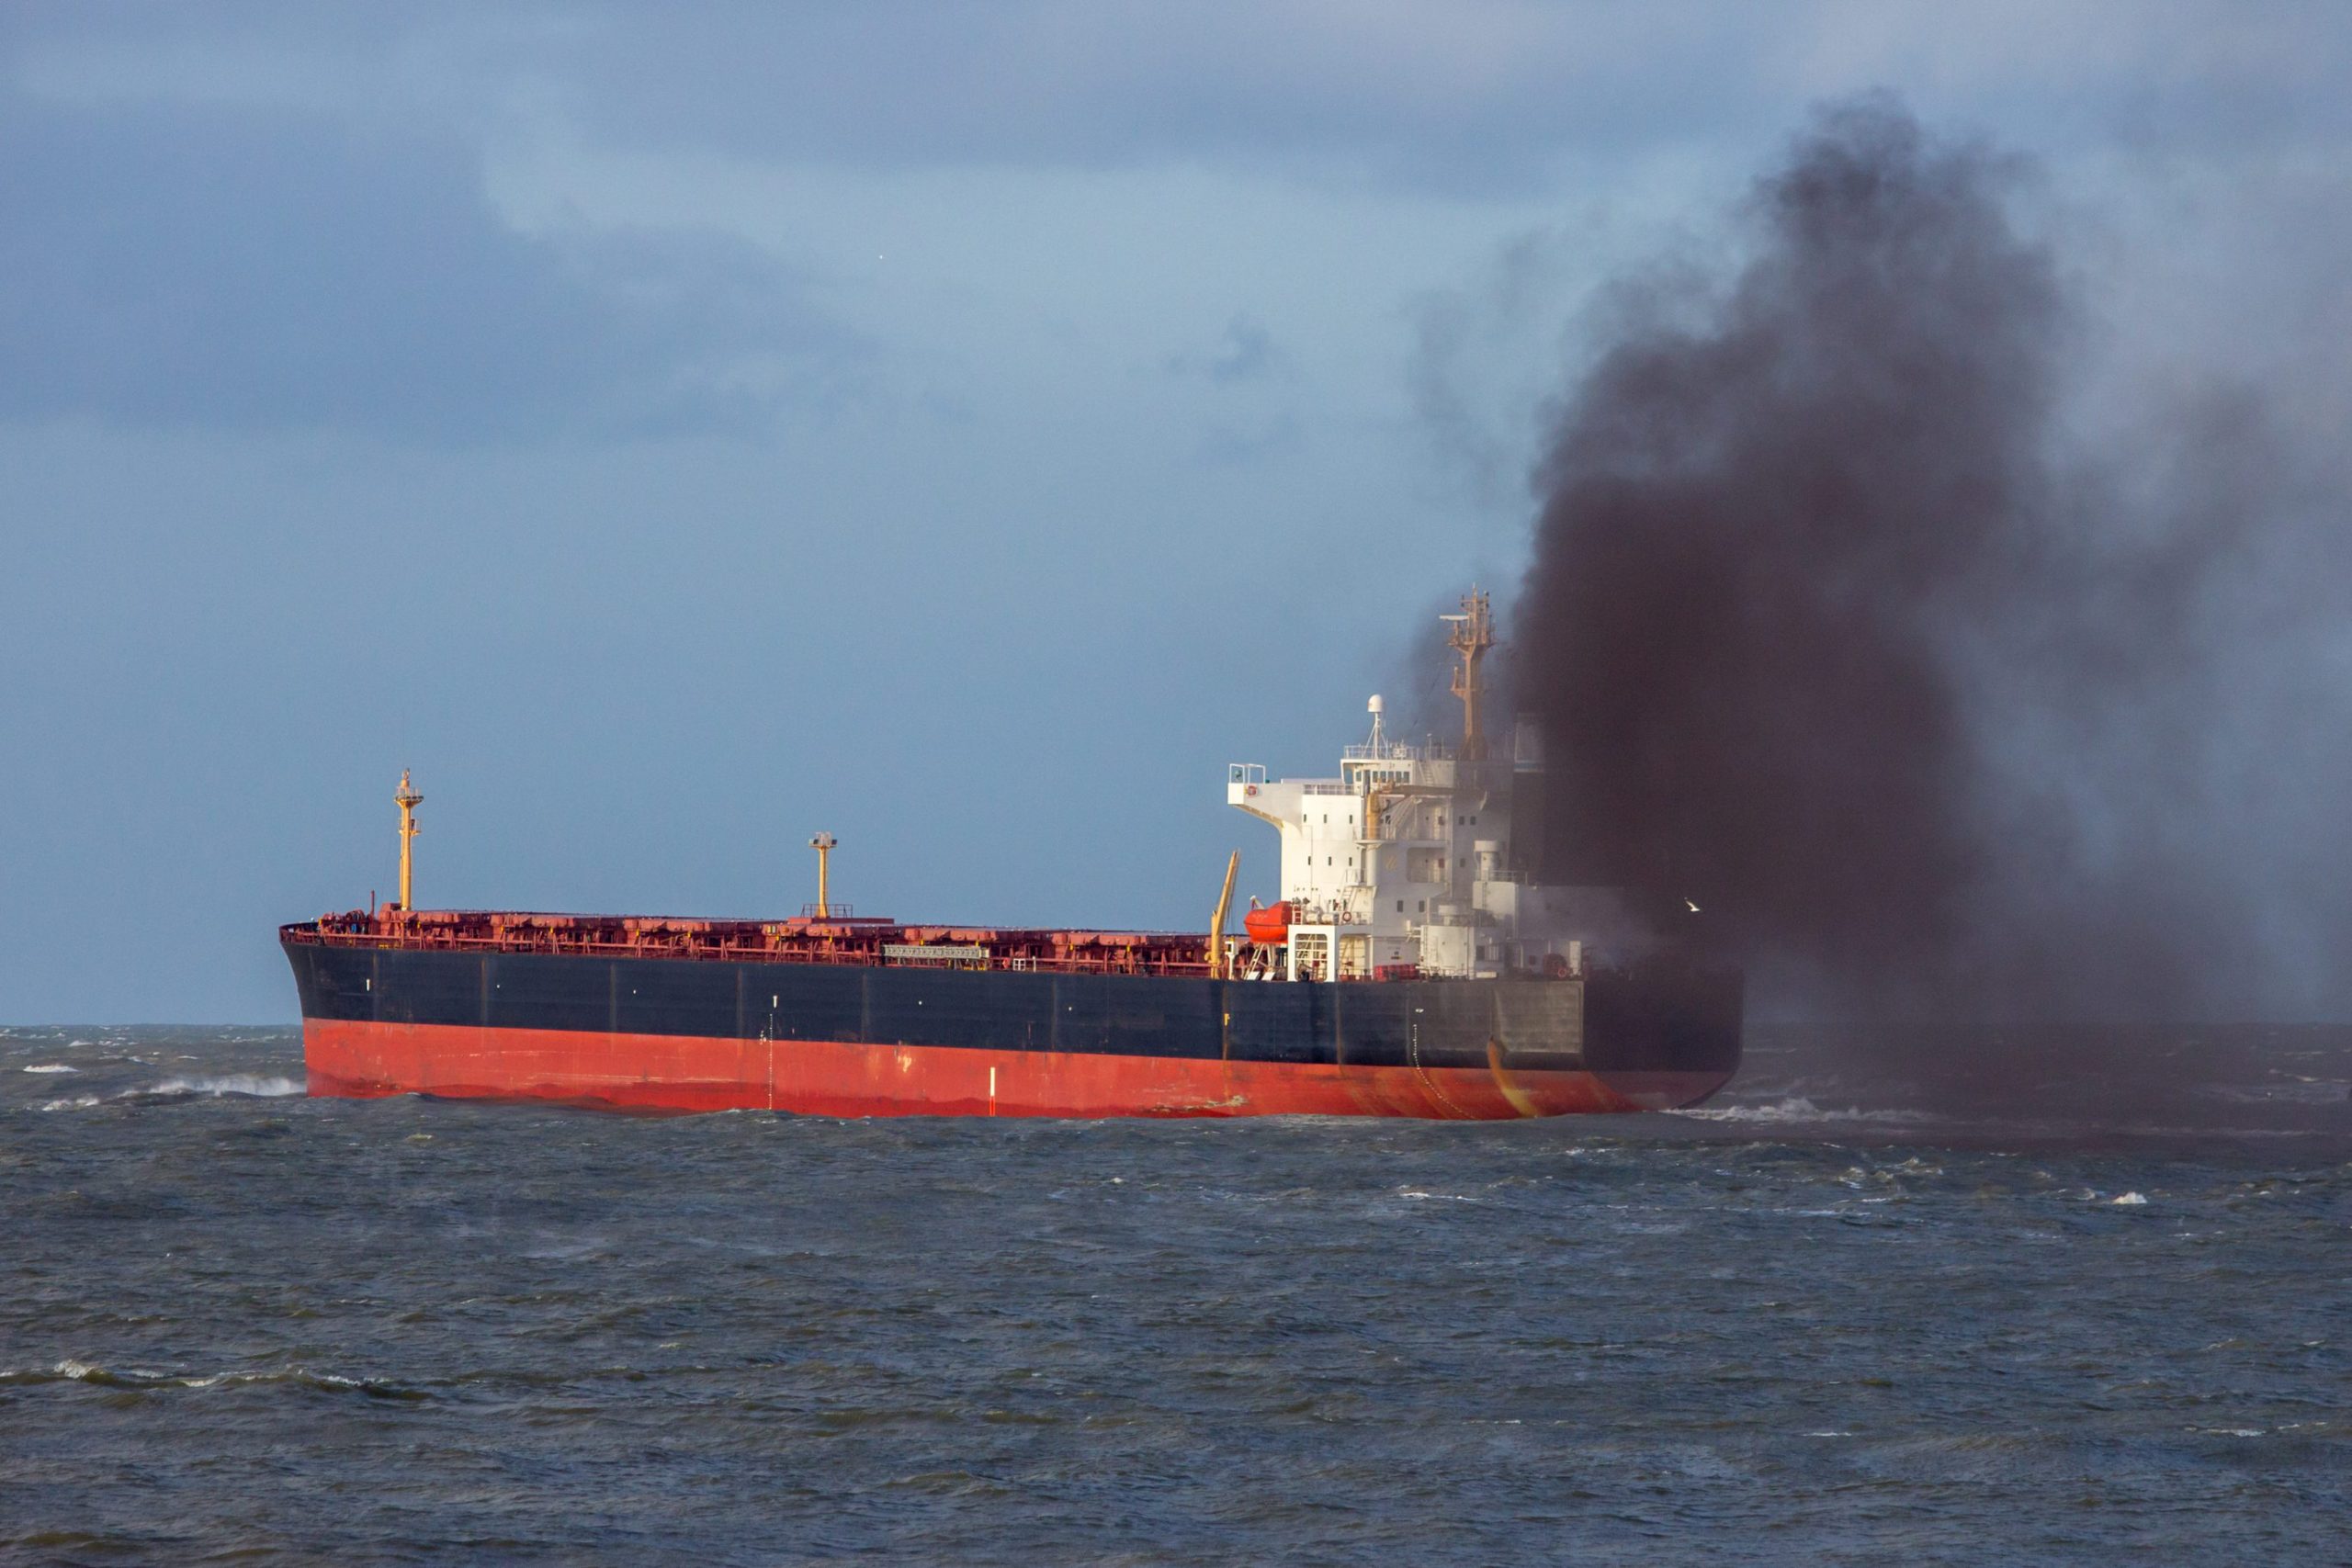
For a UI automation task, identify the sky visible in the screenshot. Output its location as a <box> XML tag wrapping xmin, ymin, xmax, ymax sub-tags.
<box><xmin>4</xmin><ymin>1</ymin><xmax>2348</xmax><ymax>1021</ymax></box>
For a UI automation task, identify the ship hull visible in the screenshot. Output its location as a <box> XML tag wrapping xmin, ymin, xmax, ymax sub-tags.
<box><xmin>285</xmin><ymin>939</ymin><xmax>1739</xmax><ymax>1119</ymax></box>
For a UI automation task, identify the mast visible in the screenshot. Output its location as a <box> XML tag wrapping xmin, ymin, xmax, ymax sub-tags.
<box><xmin>808</xmin><ymin>833</ymin><xmax>837</xmax><ymax>918</ymax></box>
<box><xmin>394</xmin><ymin>769</ymin><xmax>423</xmax><ymax>910</ymax></box>
<box><xmin>1443</xmin><ymin>590</ymin><xmax>1494</xmax><ymax>761</ymax></box>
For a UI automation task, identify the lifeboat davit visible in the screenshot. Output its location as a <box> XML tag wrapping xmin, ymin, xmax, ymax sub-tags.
<box><xmin>1242</xmin><ymin>899</ymin><xmax>1293</xmax><ymax>945</ymax></box>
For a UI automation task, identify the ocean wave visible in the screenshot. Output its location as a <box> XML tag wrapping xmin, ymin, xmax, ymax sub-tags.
<box><xmin>21</xmin><ymin>1064</ymin><xmax>78</xmax><ymax>1074</ymax></box>
<box><xmin>39</xmin><ymin>1095</ymin><xmax>103</xmax><ymax>1112</ymax></box>
<box><xmin>4</xmin><ymin>1359</ymin><xmax>426</xmax><ymax>1400</ymax></box>
<box><xmin>141</xmin><ymin>1075</ymin><xmax>303</xmax><ymax>1099</ymax></box>
<box><xmin>2209</xmin><ymin>1080</ymin><xmax>2349</xmax><ymax>1105</ymax></box>
<box><xmin>1671</xmin><ymin>1096</ymin><xmax>1931</xmax><ymax>1126</ymax></box>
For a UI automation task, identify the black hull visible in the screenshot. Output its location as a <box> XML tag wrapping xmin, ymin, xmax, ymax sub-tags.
<box><xmin>284</xmin><ymin>939</ymin><xmax>1742</xmax><ymax>1116</ymax></box>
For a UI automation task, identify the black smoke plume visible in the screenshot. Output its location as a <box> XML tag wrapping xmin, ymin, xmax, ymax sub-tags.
<box><xmin>1516</xmin><ymin>98</ymin><xmax>2352</xmax><ymax>1021</ymax></box>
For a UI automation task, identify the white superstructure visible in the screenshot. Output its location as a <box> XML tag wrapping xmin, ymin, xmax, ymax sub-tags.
<box><xmin>1224</xmin><ymin>592</ymin><xmax>1581</xmax><ymax>982</ymax></box>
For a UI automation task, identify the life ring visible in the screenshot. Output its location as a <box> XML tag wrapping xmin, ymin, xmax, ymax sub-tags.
<box><xmin>1245</xmin><ymin>784</ymin><xmax>1259</xmax><ymax>795</ymax></box>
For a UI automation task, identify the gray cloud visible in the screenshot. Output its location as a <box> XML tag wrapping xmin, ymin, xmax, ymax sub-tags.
<box><xmin>1205</xmin><ymin>317</ymin><xmax>1278</xmax><ymax>385</ymax></box>
<box><xmin>1164</xmin><ymin>315</ymin><xmax>1283</xmax><ymax>386</ymax></box>
<box><xmin>19</xmin><ymin>3</ymin><xmax>2352</xmax><ymax>194</ymax></box>
<box><xmin>522</xmin><ymin>4</ymin><xmax>2350</xmax><ymax>190</ymax></box>
<box><xmin>1407</xmin><ymin>228</ymin><xmax>1600</xmax><ymax>507</ymax></box>
<box><xmin>0</xmin><ymin>96</ymin><xmax>858</xmax><ymax>442</ymax></box>
<box><xmin>1196</xmin><ymin>413</ymin><xmax>1303</xmax><ymax>467</ymax></box>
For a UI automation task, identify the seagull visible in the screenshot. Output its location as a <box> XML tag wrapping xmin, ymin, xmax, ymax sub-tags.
<box><xmin>1685</xmin><ymin>898</ymin><xmax>1701</xmax><ymax>913</ymax></box>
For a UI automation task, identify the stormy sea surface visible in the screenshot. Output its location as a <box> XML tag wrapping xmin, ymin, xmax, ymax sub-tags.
<box><xmin>4</xmin><ymin>1026</ymin><xmax>2346</xmax><ymax>1565</ymax></box>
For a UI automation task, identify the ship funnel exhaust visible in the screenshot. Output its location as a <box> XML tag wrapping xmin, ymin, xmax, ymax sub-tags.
<box><xmin>1510</xmin><ymin>96</ymin><xmax>2352</xmax><ymax>1021</ymax></box>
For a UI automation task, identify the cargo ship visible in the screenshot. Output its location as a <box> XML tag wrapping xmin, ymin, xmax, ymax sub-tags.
<box><xmin>283</xmin><ymin>594</ymin><xmax>1741</xmax><ymax>1117</ymax></box>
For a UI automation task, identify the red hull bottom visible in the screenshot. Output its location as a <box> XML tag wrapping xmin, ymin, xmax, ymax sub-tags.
<box><xmin>302</xmin><ymin>1020</ymin><xmax>1723</xmax><ymax>1119</ymax></box>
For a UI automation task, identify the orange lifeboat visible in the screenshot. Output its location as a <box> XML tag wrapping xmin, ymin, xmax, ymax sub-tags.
<box><xmin>1242</xmin><ymin>898</ymin><xmax>1293</xmax><ymax>945</ymax></box>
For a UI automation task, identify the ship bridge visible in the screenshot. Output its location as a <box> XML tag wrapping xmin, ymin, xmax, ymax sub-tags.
<box><xmin>1225</xmin><ymin>592</ymin><xmax>1572</xmax><ymax>983</ymax></box>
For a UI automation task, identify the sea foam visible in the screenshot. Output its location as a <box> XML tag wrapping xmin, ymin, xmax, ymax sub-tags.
<box><xmin>146</xmin><ymin>1075</ymin><xmax>304</xmax><ymax>1099</ymax></box>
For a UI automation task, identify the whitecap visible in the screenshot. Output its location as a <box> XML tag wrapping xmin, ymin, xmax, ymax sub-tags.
<box><xmin>144</xmin><ymin>1075</ymin><xmax>303</xmax><ymax>1098</ymax></box>
<box><xmin>2110</xmin><ymin>1191</ymin><xmax>2148</xmax><ymax>1205</ymax></box>
<box><xmin>40</xmin><ymin>1095</ymin><xmax>102</xmax><ymax>1111</ymax></box>
<box><xmin>21</xmin><ymin>1064</ymin><xmax>77</xmax><ymax>1075</ymax></box>
<box><xmin>31</xmin><ymin>1359</ymin><xmax>418</xmax><ymax>1398</ymax></box>
<box><xmin>1674</xmin><ymin>1096</ymin><xmax>1929</xmax><ymax>1126</ymax></box>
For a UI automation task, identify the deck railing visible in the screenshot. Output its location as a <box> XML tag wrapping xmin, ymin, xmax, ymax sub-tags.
<box><xmin>283</xmin><ymin>919</ymin><xmax>1219</xmax><ymax>978</ymax></box>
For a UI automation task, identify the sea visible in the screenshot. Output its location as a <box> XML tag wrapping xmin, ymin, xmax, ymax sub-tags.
<box><xmin>3</xmin><ymin>1023</ymin><xmax>2346</xmax><ymax>1565</ymax></box>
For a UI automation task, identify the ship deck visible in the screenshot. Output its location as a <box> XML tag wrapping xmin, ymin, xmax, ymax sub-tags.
<box><xmin>286</xmin><ymin>909</ymin><xmax>1222</xmax><ymax>979</ymax></box>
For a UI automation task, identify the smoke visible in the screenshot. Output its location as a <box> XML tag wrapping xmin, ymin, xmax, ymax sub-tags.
<box><xmin>1513</xmin><ymin>97</ymin><xmax>2352</xmax><ymax>1021</ymax></box>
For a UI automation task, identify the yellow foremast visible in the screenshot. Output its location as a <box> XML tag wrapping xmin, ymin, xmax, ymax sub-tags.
<box><xmin>808</xmin><ymin>832</ymin><xmax>837</xmax><ymax>919</ymax></box>
<box><xmin>394</xmin><ymin>769</ymin><xmax>423</xmax><ymax>911</ymax></box>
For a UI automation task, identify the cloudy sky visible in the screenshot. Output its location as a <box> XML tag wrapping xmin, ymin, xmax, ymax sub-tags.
<box><xmin>4</xmin><ymin>2</ymin><xmax>2346</xmax><ymax>1021</ymax></box>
